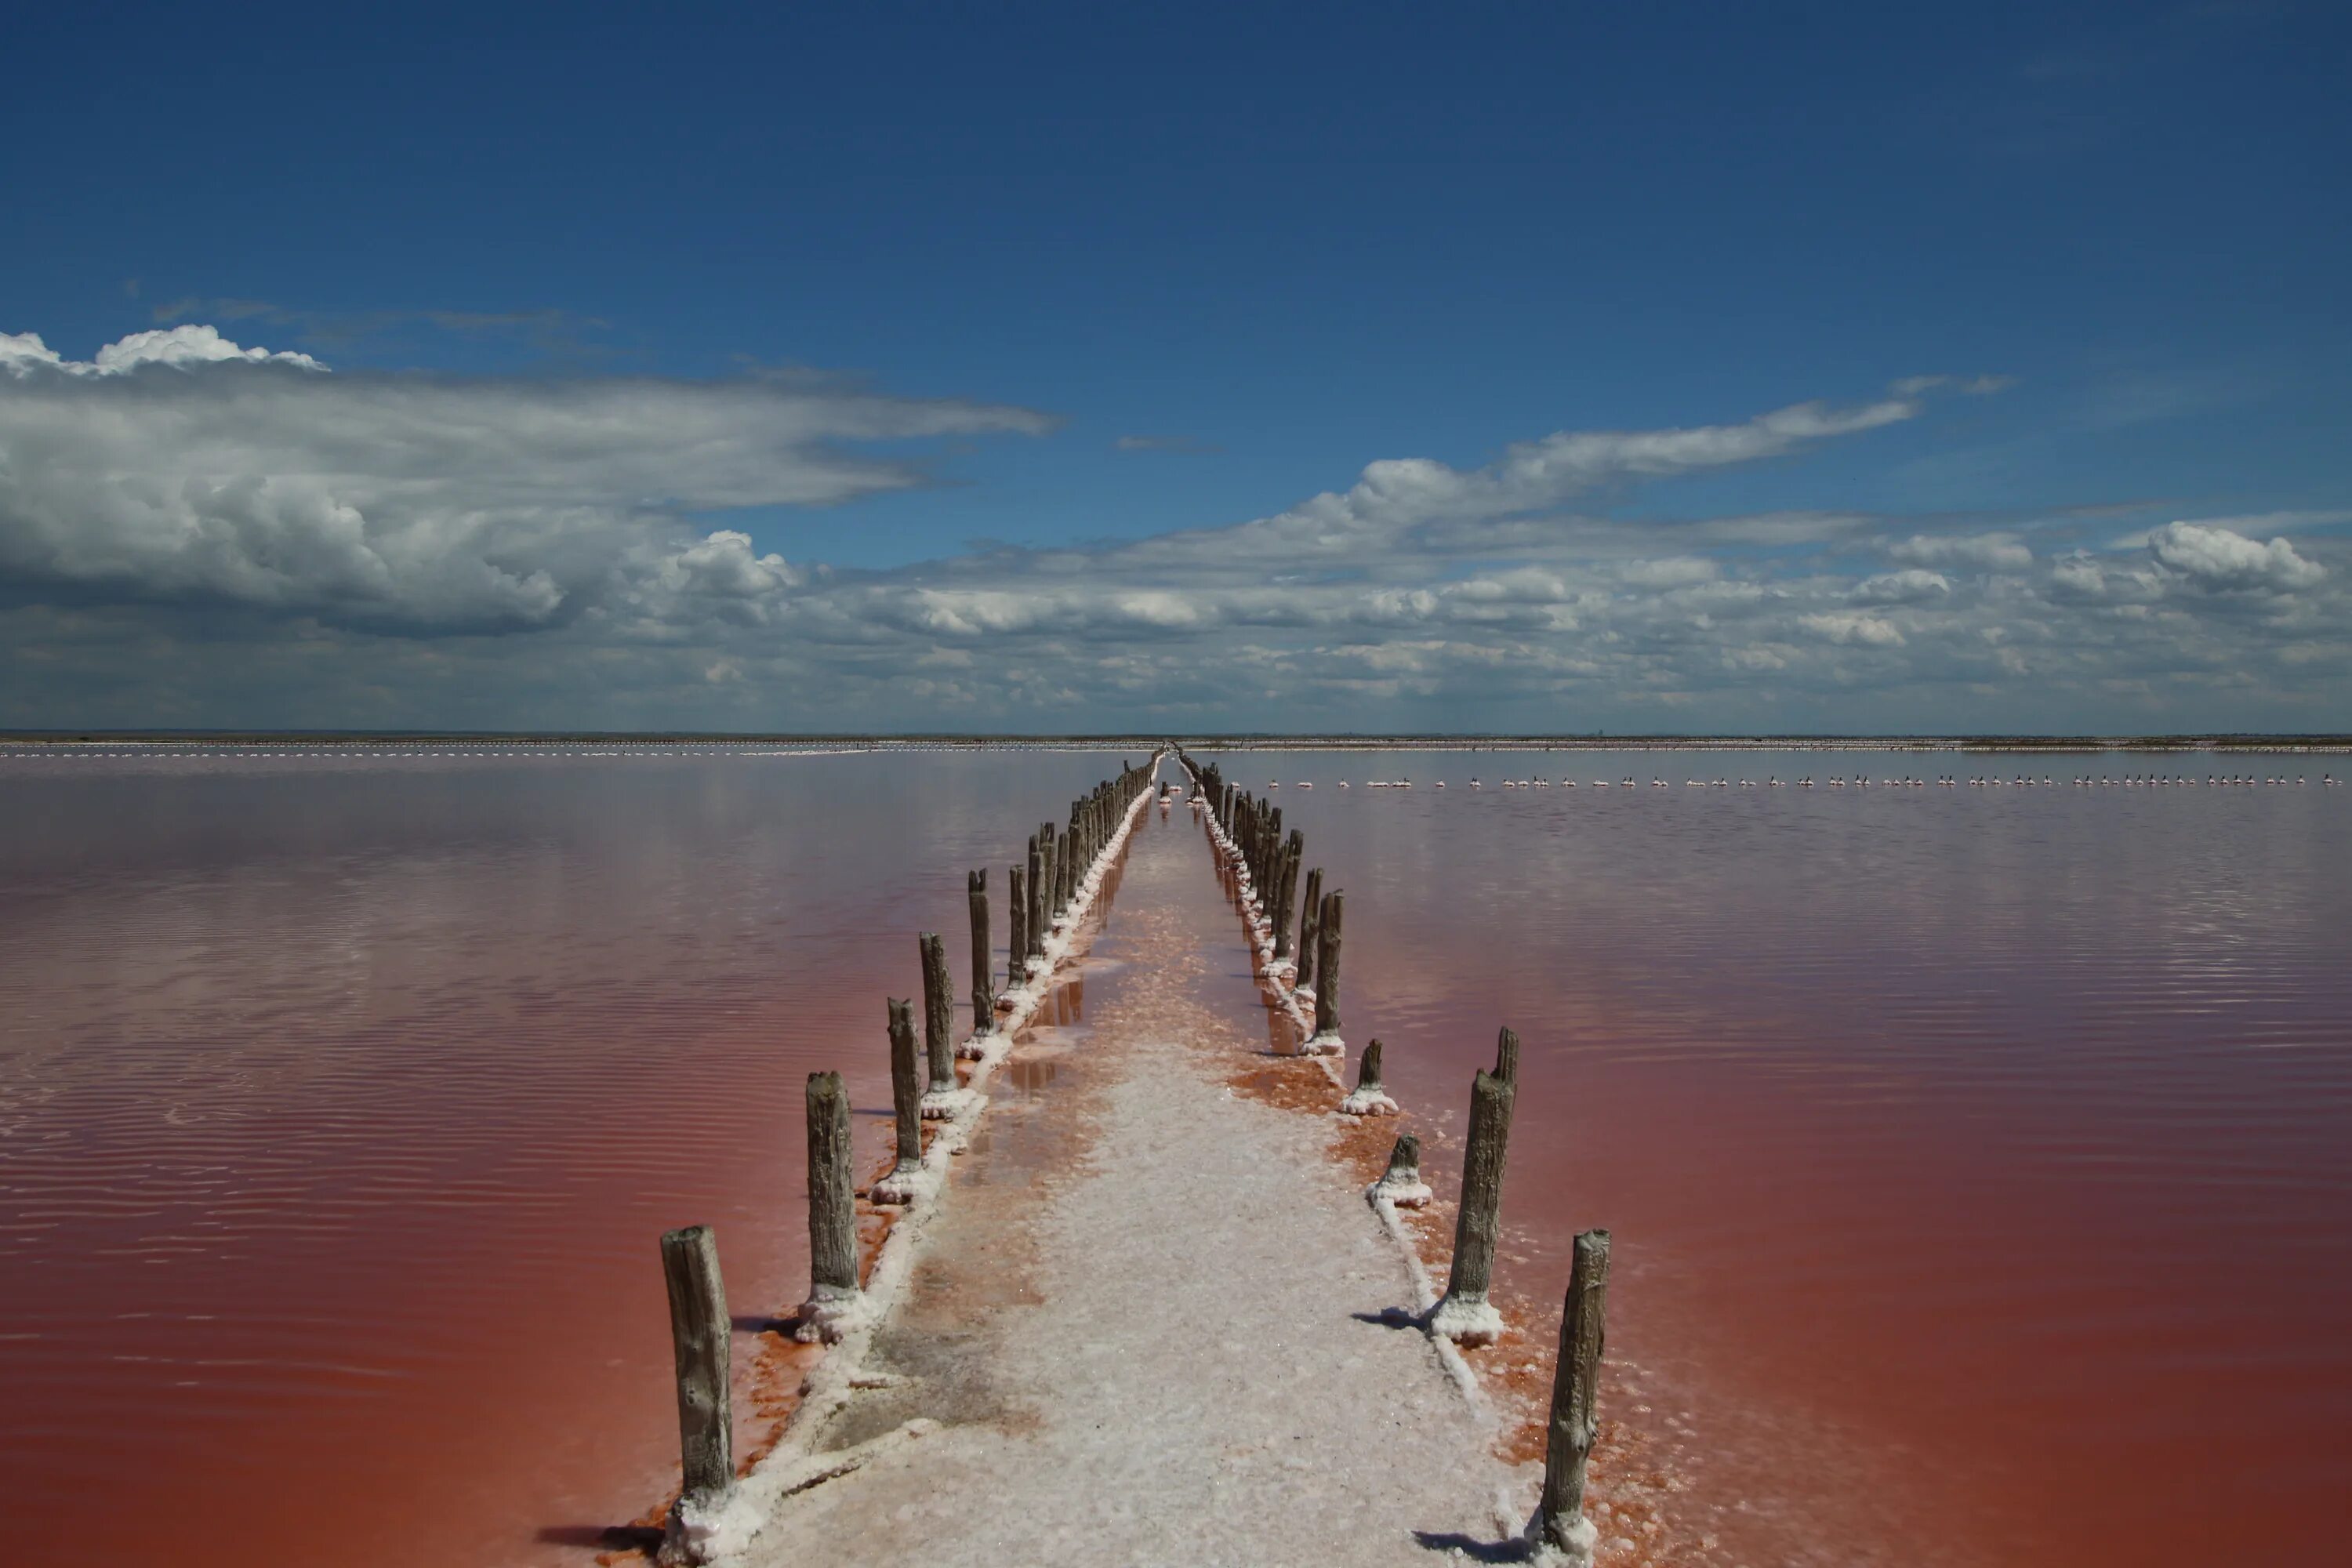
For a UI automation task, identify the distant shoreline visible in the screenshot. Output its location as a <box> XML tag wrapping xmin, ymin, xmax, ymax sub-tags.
<box><xmin>3</xmin><ymin>731</ymin><xmax>2349</xmax><ymax>753</ymax></box>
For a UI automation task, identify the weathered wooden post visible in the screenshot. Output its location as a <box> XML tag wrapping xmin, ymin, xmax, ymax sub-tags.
<box><xmin>1272</xmin><ymin>830</ymin><xmax>1302</xmax><ymax>960</ymax></box>
<box><xmin>1305</xmin><ymin>890</ymin><xmax>1343</xmax><ymax>1052</ymax></box>
<box><xmin>873</xmin><ymin>998</ymin><xmax>926</xmax><ymax>1203</ymax></box>
<box><xmin>1367</xmin><ymin>1131</ymin><xmax>1432</xmax><ymax>1207</ymax></box>
<box><xmin>1534</xmin><ymin>1230</ymin><xmax>1613</xmax><ymax>1566</ymax></box>
<box><xmin>1039</xmin><ymin>826</ymin><xmax>1058</xmax><ymax>939</ymax></box>
<box><xmin>1010</xmin><ymin>864</ymin><xmax>1029</xmax><ymax>982</ymax></box>
<box><xmin>967</xmin><ymin>869</ymin><xmax>993</xmax><ymax>1040</ymax></box>
<box><xmin>1428</xmin><ymin>1059</ymin><xmax>1515</xmax><ymax>1343</ymax></box>
<box><xmin>658</xmin><ymin>1224</ymin><xmax>733</xmax><ymax>1559</ymax></box>
<box><xmin>1026</xmin><ymin>836</ymin><xmax>1044</xmax><ymax>960</ymax></box>
<box><xmin>1338</xmin><ymin>1036</ymin><xmax>1398</xmax><ymax>1116</ymax></box>
<box><xmin>1494</xmin><ymin>1024</ymin><xmax>1520</xmax><ymax>1085</ymax></box>
<box><xmin>1295</xmin><ymin>866</ymin><xmax>1323</xmax><ymax>993</ymax></box>
<box><xmin>797</xmin><ymin>1070</ymin><xmax>862</xmax><ymax>1341</ymax></box>
<box><xmin>920</xmin><ymin>933</ymin><xmax>959</xmax><ymax>1115</ymax></box>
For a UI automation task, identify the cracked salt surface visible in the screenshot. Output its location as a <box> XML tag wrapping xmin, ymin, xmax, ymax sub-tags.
<box><xmin>736</xmin><ymin>804</ymin><xmax>1528</xmax><ymax>1567</ymax></box>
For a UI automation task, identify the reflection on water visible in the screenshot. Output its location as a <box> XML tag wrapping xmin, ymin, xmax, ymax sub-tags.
<box><xmin>0</xmin><ymin>745</ymin><xmax>1129</xmax><ymax>1568</ymax></box>
<box><xmin>1236</xmin><ymin>748</ymin><xmax>2352</xmax><ymax>1567</ymax></box>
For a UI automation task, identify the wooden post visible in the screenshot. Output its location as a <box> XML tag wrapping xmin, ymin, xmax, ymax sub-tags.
<box><xmin>1494</xmin><ymin>1025</ymin><xmax>1520</xmax><ymax>1085</ymax></box>
<box><xmin>797</xmin><ymin>1069</ymin><xmax>861</xmax><ymax>1341</ymax></box>
<box><xmin>1428</xmin><ymin>1062</ymin><xmax>1515</xmax><ymax>1343</ymax></box>
<box><xmin>1272</xmin><ymin>831</ymin><xmax>1301</xmax><ymax>959</ymax></box>
<box><xmin>1338</xmin><ymin>1036</ymin><xmax>1399</xmax><ymax>1116</ymax></box>
<box><xmin>658</xmin><ymin>1225</ymin><xmax>732</xmax><ymax>1519</ymax></box>
<box><xmin>1039</xmin><ymin>827</ymin><xmax>1058</xmax><ymax>937</ymax></box>
<box><xmin>1295</xmin><ymin>867</ymin><xmax>1323</xmax><ymax>993</ymax></box>
<box><xmin>920</xmin><ymin>933</ymin><xmax>958</xmax><ymax>1112</ymax></box>
<box><xmin>1026</xmin><ymin>837</ymin><xmax>1044</xmax><ymax>960</ymax></box>
<box><xmin>967</xmin><ymin>869</ymin><xmax>993</xmax><ymax>1034</ymax></box>
<box><xmin>1307</xmin><ymin>890</ymin><xmax>1343</xmax><ymax>1048</ymax></box>
<box><xmin>1007</xmin><ymin>865</ymin><xmax>1028</xmax><ymax>985</ymax></box>
<box><xmin>1537</xmin><ymin>1230</ymin><xmax>1613</xmax><ymax>1564</ymax></box>
<box><xmin>875</xmin><ymin>997</ymin><xmax>924</xmax><ymax>1203</ymax></box>
<box><xmin>1369</xmin><ymin>1130</ymin><xmax>1432</xmax><ymax>1206</ymax></box>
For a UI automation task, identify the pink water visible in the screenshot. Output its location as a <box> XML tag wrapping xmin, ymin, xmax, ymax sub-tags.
<box><xmin>1231</xmin><ymin>750</ymin><xmax>2352</xmax><ymax>1566</ymax></box>
<box><xmin>0</xmin><ymin>744</ymin><xmax>1127</xmax><ymax>1566</ymax></box>
<box><xmin>3</xmin><ymin>745</ymin><xmax>2348</xmax><ymax>1566</ymax></box>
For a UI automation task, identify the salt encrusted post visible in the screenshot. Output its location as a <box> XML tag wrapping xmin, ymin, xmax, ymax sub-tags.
<box><xmin>1295</xmin><ymin>866</ymin><xmax>1324</xmax><ymax>993</ymax></box>
<box><xmin>1368</xmin><ymin>1131</ymin><xmax>1432</xmax><ymax>1207</ymax></box>
<box><xmin>1039</xmin><ymin>826</ymin><xmax>1058</xmax><ymax>938</ymax></box>
<box><xmin>1534</xmin><ymin>1230</ymin><xmax>1613</xmax><ymax>1566</ymax></box>
<box><xmin>1428</xmin><ymin>1062</ymin><xmax>1515</xmax><ymax>1344</ymax></box>
<box><xmin>873</xmin><ymin>998</ymin><xmax>925</xmax><ymax>1204</ymax></box>
<box><xmin>1272</xmin><ymin>830</ymin><xmax>1302</xmax><ymax>961</ymax></box>
<box><xmin>1026</xmin><ymin>837</ymin><xmax>1044</xmax><ymax>960</ymax></box>
<box><xmin>1305</xmin><ymin>890</ymin><xmax>1344</xmax><ymax>1053</ymax></box>
<box><xmin>797</xmin><ymin>1070</ymin><xmax>862</xmax><ymax>1341</ymax></box>
<box><xmin>658</xmin><ymin>1224</ymin><xmax>732</xmax><ymax>1560</ymax></box>
<box><xmin>920</xmin><ymin>933</ymin><xmax>960</xmax><ymax>1115</ymax></box>
<box><xmin>1338</xmin><ymin>1037</ymin><xmax>1399</xmax><ymax>1116</ymax></box>
<box><xmin>967</xmin><ymin>869</ymin><xmax>993</xmax><ymax>1040</ymax></box>
<box><xmin>1008</xmin><ymin>864</ymin><xmax>1028</xmax><ymax>983</ymax></box>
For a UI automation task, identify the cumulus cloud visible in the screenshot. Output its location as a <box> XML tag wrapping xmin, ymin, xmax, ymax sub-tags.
<box><xmin>0</xmin><ymin>325</ymin><xmax>1051</xmax><ymax>632</ymax></box>
<box><xmin>2147</xmin><ymin>521</ymin><xmax>2328</xmax><ymax>592</ymax></box>
<box><xmin>2</xmin><ymin>325</ymin><xmax>326</xmax><ymax>376</ymax></box>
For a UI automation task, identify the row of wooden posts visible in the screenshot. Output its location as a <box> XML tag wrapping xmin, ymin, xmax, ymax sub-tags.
<box><xmin>1172</xmin><ymin>748</ymin><xmax>1344</xmax><ymax>1044</ymax></box>
<box><xmin>1178</xmin><ymin>747</ymin><xmax>1613</xmax><ymax>1560</ymax></box>
<box><xmin>651</xmin><ymin>755</ymin><xmax>1160</xmax><ymax>1560</ymax></box>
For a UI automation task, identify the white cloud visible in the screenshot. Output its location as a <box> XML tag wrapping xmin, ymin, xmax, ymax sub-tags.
<box><xmin>1798</xmin><ymin>611</ymin><xmax>1907</xmax><ymax>647</ymax></box>
<box><xmin>0</xmin><ymin>325</ymin><xmax>1050</xmax><ymax>632</ymax></box>
<box><xmin>2</xmin><ymin>325</ymin><xmax>325</xmax><ymax>376</ymax></box>
<box><xmin>2147</xmin><ymin>521</ymin><xmax>2325</xmax><ymax>593</ymax></box>
<box><xmin>1886</xmin><ymin>531</ymin><xmax>2034</xmax><ymax>570</ymax></box>
<box><xmin>1853</xmin><ymin>568</ymin><xmax>1952</xmax><ymax>604</ymax></box>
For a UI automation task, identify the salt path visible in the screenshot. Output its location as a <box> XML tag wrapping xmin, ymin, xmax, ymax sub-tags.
<box><xmin>729</xmin><ymin>794</ymin><xmax>1530</xmax><ymax>1568</ymax></box>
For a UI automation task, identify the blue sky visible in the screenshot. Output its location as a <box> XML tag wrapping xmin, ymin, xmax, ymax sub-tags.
<box><xmin>4</xmin><ymin>2</ymin><xmax>2348</xmax><ymax>731</ymax></box>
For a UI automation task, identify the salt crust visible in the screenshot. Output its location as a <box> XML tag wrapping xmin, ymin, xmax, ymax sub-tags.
<box><xmin>1338</xmin><ymin>1085</ymin><xmax>1399</xmax><ymax>1117</ymax></box>
<box><xmin>1427</xmin><ymin>1292</ymin><xmax>1508</xmax><ymax>1348</ymax></box>
<box><xmin>1526</xmin><ymin>1508</ymin><xmax>1601</xmax><ymax>1567</ymax></box>
<box><xmin>681</xmin><ymin>768</ymin><xmax>1164</xmax><ymax>1564</ymax></box>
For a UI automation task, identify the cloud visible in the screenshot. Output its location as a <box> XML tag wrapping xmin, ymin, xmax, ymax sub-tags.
<box><xmin>3</xmin><ymin>325</ymin><xmax>325</xmax><ymax>376</ymax></box>
<box><xmin>1886</xmin><ymin>531</ymin><xmax>2034</xmax><ymax>571</ymax></box>
<box><xmin>1798</xmin><ymin>611</ymin><xmax>1907</xmax><ymax>647</ymax></box>
<box><xmin>2147</xmin><ymin>521</ymin><xmax>2326</xmax><ymax>593</ymax></box>
<box><xmin>1852</xmin><ymin>569</ymin><xmax>1952</xmax><ymax>604</ymax></box>
<box><xmin>0</xmin><ymin>325</ymin><xmax>1050</xmax><ymax>633</ymax></box>
<box><xmin>2</xmin><ymin>336</ymin><xmax>2344</xmax><ymax>732</ymax></box>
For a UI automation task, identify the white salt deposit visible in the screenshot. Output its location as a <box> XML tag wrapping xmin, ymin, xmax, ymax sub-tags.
<box><xmin>1427</xmin><ymin>1293</ymin><xmax>1508</xmax><ymax>1348</ymax></box>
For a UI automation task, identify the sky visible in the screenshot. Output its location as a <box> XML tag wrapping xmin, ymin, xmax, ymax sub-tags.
<box><xmin>3</xmin><ymin>1</ymin><xmax>2348</xmax><ymax>734</ymax></box>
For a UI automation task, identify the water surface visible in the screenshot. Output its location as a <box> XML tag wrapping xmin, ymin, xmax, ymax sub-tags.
<box><xmin>1229</xmin><ymin>748</ymin><xmax>2352</xmax><ymax>1566</ymax></box>
<box><xmin>4</xmin><ymin>743</ymin><xmax>2346</xmax><ymax>1566</ymax></box>
<box><xmin>0</xmin><ymin>743</ymin><xmax>1128</xmax><ymax>1566</ymax></box>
